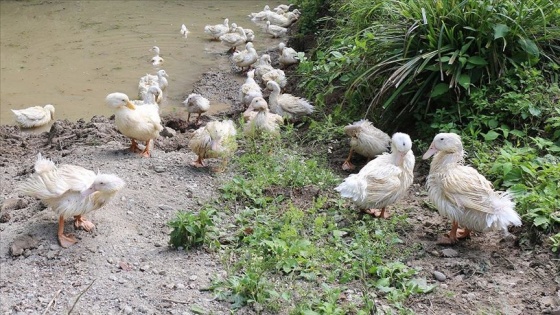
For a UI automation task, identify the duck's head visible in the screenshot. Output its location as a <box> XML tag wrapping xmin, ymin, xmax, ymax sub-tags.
<box><xmin>151</xmin><ymin>46</ymin><xmax>160</xmax><ymax>55</ymax></box>
<box><xmin>391</xmin><ymin>132</ymin><xmax>413</xmax><ymax>166</ymax></box>
<box><xmin>81</xmin><ymin>173</ymin><xmax>125</xmax><ymax>197</ymax></box>
<box><xmin>249</xmin><ymin>97</ymin><xmax>268</xmax><ymax>112</ymax></box>
<box><xmin>157</xmin><ymin>69</ymin><xmax>168</xmax><ymax>78</ymax></box>
<box><xmin>278</xmin><ymin>42</ymin><xmax>286</xmax><ymax>51</ymax></box>
<box><xmin>106</xmin><ymin>92</ymin><xmax>135</xmax><ymax>110</ymax></box>
<box><xmin>261</xmin><ymin>54</ymin><xmax>272</xmax><ymax>65</ymax></box>
<box><xmin>147</xmin><ymin>86</ymin><xmax>163</xmax><ymax>102</ymax></box>
<box><xmin>44</xmin><ymin>104</ymin><xmax>55</xmax><ymax>119</ymax></box>
<box><xmin>266</xmin><ymin>81</ymin><xmax>280</xmax><ymax>92</ymax></box>
<box><xmin>423</xmin><ymin>133</ymin><xmax>463</xmax><ymax>159</ymax></box>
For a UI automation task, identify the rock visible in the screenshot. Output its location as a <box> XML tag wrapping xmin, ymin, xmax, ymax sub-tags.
<box><xmin>189</xmin><ymin>275</ymin><xmax>198</xmax><ymax>281</ymax></box>
<box><xmin>154</xmin><ymin>165</ymin><xmax>166</xmax><ymax>173</ymax></box>
<box><xmin>433</xmin><ymin>271</ymin><xmax>447</xmax><ymax>282</ymax></box>
<box><xmin>10</xmin><ymin>235</ymin><xmax>39</xmax><ymax>257</ymax></box>
<box><xmin>123</xmin><ymin>305</ymin><xmax>133</xmax><ymax>314</ymax></box>
<box><xmin>441</xmin><ymin>248</ymin><xmax>459</xmax><ymax>257</ymax></box>
<box><xmin>2</xmin><ymin>198</ymin><xmax>28</xmax><ymax>211</ymax></box>
<box><xmin>140</xmin><ymin>265</ymin><xmax>149</xmax><ymax>272</ymax></box>
<box><xmin>158</xmin><ymin>204</ymin><xmax>174</xmax><ymax>211</ymax></box>
<box><xmin>160</xmin><ymin>127</ymin><xmax>177</xmax><ymax>138</ymax></box>
<box><xmin>175</xmin><ymin>283</ymin><xmax>185</xmax><ymax>289</ymax></box>
<box><xmin>0</xmin><ymin>210</ymin><xmax>11</xmax><ymax>223</ymax></box>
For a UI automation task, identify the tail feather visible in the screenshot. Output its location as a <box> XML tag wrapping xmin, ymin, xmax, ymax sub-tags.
<box><xmin>34</xmin><ymin>153</ymin><xmax>56</xmax><ymax>174</ymax></box>
<box><xmin>335</xmin><ymin>174</ymin><xmax>367</xmax><ymax>203</ymax></box>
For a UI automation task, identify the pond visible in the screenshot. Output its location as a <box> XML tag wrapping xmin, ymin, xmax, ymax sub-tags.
<box><xmin>0</xmin><ymin>0</ymin><xmax>284</xmax><ymax>130</ymax></box>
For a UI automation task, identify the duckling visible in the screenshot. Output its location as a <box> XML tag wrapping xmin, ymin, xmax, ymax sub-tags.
<box><xmin>266</xmin><ymin>11</ymin><xmax>299</xmax><ymax>27</ymax></box>
<box><xmin>180</xmin><ymin>24</ymin><xmax>189</xmax><ymax>38</ymax></box>
<box><xmin>138</xmin><ymin>69</ymin><xmax>168</xmax><ymax>101</ymax></box>
<box><xmin>105</xmin><ymin>92</ymin><xmax>163</xmax><ymax>157</ymax></box>
<box><xmin>11</xmin><ymin>104</ymin><xmax>55</xmax><ymax>128</ymax></box>
<box><xmin>150</xmin><ymin>46</ymin><xmax>164</xmax><ymax>66</ymax></box>
<box><xmin>219</xmin><ymin>26</ymin><xmax>247</xmax><ymax>53</ymax></box>
<box><xmin>183</xmin><ymin>93</ymin><xmax>210</xmax><ymax>125</ymax></box>
<box><xmin>423</xmin><ymin>133</ymin><xmax>522</xmax><ymax>245</ymax></box>
<box><xmin>261</xmin><ymin>68</ymin><xmax>287</xmax><ymax>89</ymax></box>
<box><xmin>188</xmin><ymin>120</ymin><xmax>238</xmax><ymax>171</ymax></box>
<box><xmin>249</xmin><ymin>5</ymin><xmax>271</xmax><ymax>21</ymax></box>
<box><xmin>133</xmin><ymin>86</ymin><xmax>163</xmax><ymax>110</ymax></box>
<box><xmin>204</xmin><ymin>18</ymin><xmax>230</xmax><ymax>40</ymax></box>
<box><xmin>336</xmin><ymin>133</ymin><xmax>415</xmax><ymax>219</ymax></box>
<box><xmin>240</xmin><ymin>69</ymin><xmax>263</xmax><ymax>108</ymax></box>
<box><xmin>232</xmin><ymin>42</ymin><xmax>258</xmax><ymax>72</ymax></box>
<box><xmin>342</xmin><ymin>119</ymin><xmax>391</xmax><ymax>171</ymax></box>
<box><xmin>17</xmin><ymin>153</ymin><xmax>125</xmax><ymax>247</ymax></box>
<box><xmin>278</xmin><ymin>42</ymin><xmax>299</xmax><ymax>69</ymax></box>
<box><xmin>243</xmin><ymin>97</ymin><xmax>283</xmax><ymax>137</ymax></box>
<box><xmin>254</xmin><ymin>54</ymin><xmax>274</xmax><ymax>82</ymax></box>
<box><xmin>267</xmin><ymin>81</ymin><xmax>314</xmax><ymax>120</ymax></box>
<box><xmin>265</xmin><ymin>21</ymin><xmax>288</xmax><ymax>38</ymax></box>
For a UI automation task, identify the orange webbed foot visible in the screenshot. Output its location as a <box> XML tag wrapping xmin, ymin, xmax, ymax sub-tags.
<box><xmin>58</xmin><ymin>233</ymin><xmax>78</xmax><ymax>248</ymax></box>
<box><xmin>74</xmin><ymin>216</ymin><xmax>95</xmax><ymax>232</ymax></box>
<box><xmin>342</xmin><ymin>161</ymin><xmax>355</xmax><ymax>171</ymax></box>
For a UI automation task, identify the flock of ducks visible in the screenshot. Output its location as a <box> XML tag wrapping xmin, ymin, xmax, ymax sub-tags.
<box><xmin>12</xmin><ymin>3</ymin><xmax>522</xmax><ymax>248</ymax></box>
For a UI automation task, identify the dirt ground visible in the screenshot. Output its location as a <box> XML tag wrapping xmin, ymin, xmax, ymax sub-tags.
<box><xmin>1</xmin><ymin>53</ymin><xmax>559</xmax><ymax>315</ymax></box>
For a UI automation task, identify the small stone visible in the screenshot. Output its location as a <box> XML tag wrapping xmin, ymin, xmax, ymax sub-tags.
<box><xmin>158</xmin><ymin>204</ymin><xmax>174</xmax><ymax>211</ymax></box>
<box><xmin>123</xmin><ymin>305</ymin><xmax>133</xmax><ymax>314</ymax></box>
<box><xmin>441</xmin><ymin>248</ymin><xmax>459</xmax><ymax>257</ymax></box>
<box><xmin>175</xmin><ymin>283</ymin><xmax>185</xmax><ymax>289</ymax></box>
<box><xmin>46</xmin><ymin>251</ymin><xmax>56</xmax><ymax>260</ymax></box>
<box><xmin>160</xmin><ymin>127</ymin><xmax>176</xmax><ymax>138</ymax></box>
<box><xmin>50</xmin><ymin>244</ymin><xmax>60</xmax><ymax>251</ymax></box>
<box><xmin>433</xmin><ymin>271</ymin><xmax>447</xmax><ymax>282</ymax></box>
<box><xmin>154</xmin><ymin>166</ymin><xmax>166</xmax><ymax>173</ymax></box>
<box><xmin>154</xmin><ymin>243</ymin><xmax>162</xmax><ymax>247</ymax></box>
<box><xmin>10</xmin><ymin>235</ymin><xmax>39</xmax><ymax>257</ymax></box>
<box><xmin>189</xmin><ymin>275</ymin><xmax>198</xmax><ymax>281</ymax></box>
<box><xmin>159</xmin><ymin>270</ymin><xmax>167</xmax><ymax>275</ymax></box>
<box><xmin>2</xmin><ymin>198</ymin><xmax>28</xmax><ymax>211</ymax></box>
<box><xmin>140</xmin><ymin>265</ymin><xmax>149</xmax><ymax>272</ymax></box>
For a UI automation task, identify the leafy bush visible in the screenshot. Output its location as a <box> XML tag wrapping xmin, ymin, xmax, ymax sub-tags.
<box><xmin>295</xmin><ymin>0</ymin><xmax>560</xmax><ymax>127</ymax></box>
<box><xmin>168</xmin><ymin>208</ymin><xmax>216</xmax><ymax>250</ymax></box>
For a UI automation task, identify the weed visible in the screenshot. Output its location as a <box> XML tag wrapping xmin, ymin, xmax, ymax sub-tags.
<box><xmin>168</xmin><ymin>208</ymin><xmax>216</xmax><ymax>250</ymax></box>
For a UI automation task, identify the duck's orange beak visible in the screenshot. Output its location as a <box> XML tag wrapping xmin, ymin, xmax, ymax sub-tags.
<box><xmin>422</xmin><ymin>142</ymin><xmax>438</xmax><ymax>159</ymax></box>
<box><xmin>126</xmin><ymin>101</ymin><xmax>136</xmax><ymax>110</ymax></box>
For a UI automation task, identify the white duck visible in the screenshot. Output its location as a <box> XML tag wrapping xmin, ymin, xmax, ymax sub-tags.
<box><xmin>261</xmin><ymin>68</ymin><xmax>287</xmax><ymax>89</ymax></box>
<box><xmin>105</xmin><ymin>92</ymin><xmax>163</xmax><ymax>157</ymax></box>
<box><xmin>278</xmin><ymin>42</ymin><xmax>299</xmax><ymax>68</ymax></box>
<box><xmin>240</xmin><ymin>69</ymin><xmax>263</xmax><ymax>108</ymax></box>
<box><xmin>232</xmin><ymin>42</ymin><xmax>259</xmax><ymax>72</ymax></box>
<box><xmin>267</xmin><ymin>81</ymin><xmax>314</xmax><ymax>120</ymax></box>
<box><xmin>17</xmin><ymin>153</ymin><xmax>125</xmax><ymax>248</ymax></box>
<box><xmin>204</xmin><ymin>18</ymin><xmax>230</xmax><ymax>40</ymax></box>
<box><xmin>138</xmin><ymin>69</ymin><xmax>168</xmax><ymax>101</ymax></box>
<box><xmin>266</xmin><ymin>11</ymin><xmax>299</xmax><ymax>27</ymax></box>
<box><xmin>150</xmin><ymin>46</ymin><xmax>164</xmax><ymax>66</ymax></box>
<box><xmin>423</xmin><ymin>133</ymin><xmax>522</xmax><ymax>244</ymax></box>
<box><xmin>11</xmin><ymin>104</ymin><xmax>55</xmax><ymax>128</ymax></box>
<box><xmin>180</xmin><ymin>24</ymin><xmax>189</xmax><ymax>38</ymax></box>
<box><xmin>254</xmin><ymin>54</ymin><xmax>274</xmax><ymax>82</ymax></box>
<box><xmin>219</xmin><ymin>26</ymin><xmax>247</xmax><ymax>53</ymax></box>
<box><xmin>183</xmin><ymin>93</ymin><xmax>210</xmax><ymax>125</ymax></box>
<box><xmin>188</xmin><ymin>120</ymin><xmax>238</xmax><ymax>171</ymax></box>
<box><xmin>265</xmin><ymin>21</ymin><xmax>288</xmax><ymax>38</ymax></box>
<box><xmin>243</xmin><ymin>97</ymin><xmax>283</xmax><ymax>137</ymax></box>
<box><xmin>249</xmin><ymin>5</ymin><xmax>271</xmax><ymax>21</ymax></box>
<box><xmin>245</xmin><ymin>28</ymin><xmax>255</xmax><ymax>42</ymax></box>
<box><xmin>342</xmin><ymin>119</ymin><xmax>391</xmax><ymax>171</ymax></box>
<box><xmin>133</xmin><ymin>86</ymin><xmax>162</xmax><ymax>110</ymax></box>
<box><xmin>336</xmin><ymin>133</ymin><xmax>415</xmax><ymax>219</ymax></box>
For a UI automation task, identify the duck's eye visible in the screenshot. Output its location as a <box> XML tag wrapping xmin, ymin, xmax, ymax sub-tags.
<box><xmin>440</xmin><ymin>137</ymin><xmax>444</xmax><ymax>140</ymax></box>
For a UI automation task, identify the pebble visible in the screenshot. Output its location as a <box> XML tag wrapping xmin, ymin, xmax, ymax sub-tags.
<box><xmin>123</xmin><ymin>305</ymin><xmax>133</xmax><ymax>314</ymax></box>
<box><xmin>140</xmin><ymin>265</ymin><xmax>149</xmax><ymax>272</ymax></box>
<box><xmin>154</xmin><ymin>165</ymin><xmax>166</xmax><ymax>173</ymax></box>
<box><xmin>158</xmin><ymin>204</ymin><xmax>174</xmax><ymax>211</ymax></box>
<box><xmin>175</xmin><ymin>283</ymin><xmax>185</xmax><ymax>289</ymax></box>
<box><xmin>441</xmin><ymin>248</ymin><xmax>459</xmax><ymax>257</ymax></box>
<box><xmin>189</xmin><ymin>275</ymin><xmax>198</xmax><ymax>281</ymax></box>
<box><xmin>433</xmin><ymin>271</ymin><xmax>447</xmax><ymax>282</ymax></box>
<box><xmin>159</xmin><ymin>270</ymin><xmax>167</xmax><ymax>276</ymax></box>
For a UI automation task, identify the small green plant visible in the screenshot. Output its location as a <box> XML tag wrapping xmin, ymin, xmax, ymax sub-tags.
<box><xmin>168</xmin><ymin>208</ymin><xmax>216</xmax><ymax>250</ymax></box>
<box><xmin>550</xmin><ymin>233</ymin><xmax>560</xmax><ymax>253</ymax></box>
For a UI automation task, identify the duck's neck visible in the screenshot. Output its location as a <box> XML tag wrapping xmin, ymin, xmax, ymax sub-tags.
<box><xmin>431</xmin><ymin>150</ymin><xmax>464</xmax><ymax>172</ymax></box>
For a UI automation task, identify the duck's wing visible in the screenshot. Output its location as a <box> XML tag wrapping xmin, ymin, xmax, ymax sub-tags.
<box><xmin>57</xmin><ymin>165</ymin><xmax>97</xmax><ymax>192</ymax></box>
<box><xmin>17</xmin><ymin>164</ymin><xmax>94</xmax><ymax>199</ymax></box>
<box><xmin>441</xmin><ymin>165</ymin><xmax>497</xmax><ymax>214</ymax></box>
<box><xmin>13</xmin><ymin>106</ymin><xmax>47</xmax><ymax>121</ymax></box>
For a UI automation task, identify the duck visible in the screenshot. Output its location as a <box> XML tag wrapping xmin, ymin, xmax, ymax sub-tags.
<box><xmin>423</xmin><ymin>133</ymin><xmax>522</xmax><ymax>245</ymax></box>
<box><xmin>133</xmin><ymin>86</ymin><xmax>163</xmax><ymax>110</ymax></box>
<box><xmin>219</xmin><ymin>26</ymin><xmax>247</xmax><ymax>53</ymax></box>
<box><xmin>266</xmin><ymin>81</ymin><xmax>314</xmax><ymax>120</ymax></box>
<box><xmin>243</xmin><ymin>97</ymin><xmax>283</xmax><ymax>137</ymax></box>
<box><xmin>261</xmin><ymin>68</ymin><xmax>287</xmax><ymax>89</ymax></box>
<box><xmin>342</xmin><ymin>119</ymin><xmax>391</xmax><ymax>171</ymax></box>
<box><xmin>11</xmin><ymin>104</ymin><xmax>55</xmax><ymax>128</ymax></box>
<box><xmin>105</xmin><ymin>92</ymin><xmax>163</xmax><ymax>157</ymax></box>
<box><xmin>188</xmin><ymin>120</ymin><xmax>238</xmax><ymax>171</ymax></box>
<box><xmin>254</xmin><ymin>54</ymin><xmax>274</xmax><ymax>82</ymax></box>
<box><xmin>150</xmin><ymin>46</ymin><xmax>164</xmax><ymax>66</ymax></box>
<box><xmin>17</xmin><ymin>153</ymin><xmax>125</xmax><ymax>248</ymax></box>
<box><xmin>245</xmin><ymin>28</ymin><xmax>255</xmax><ymax>42</ymax></box>
<box><xmin>180</xmin><ymin>24</ymin><xmax>189</xmax><ymax>38</ymax></box>
<box><xmin>335</xmin><ymin>132</ymin><xmax>415</xmax><ymax>219</ymax></box>
<box><xmin>204</xmin><ymin>18</ymin><xmax>230</xmax><ymax>40</ymax></box>
<box><xmin>278</xmin><ymin>42</ymin><xmax>299</xmax><ymax>69</ymax></box>
<box><xmin>240</xmin><ymin>69</ymin><xmax>263</xmax><ymax>108</ymax></box>
<box><xmin>182</xmin><ymin>93</ymin><xmax>210</xmax><ymax>125</ymax></box>
<box><xmin>249</xmin><ymin>5</ymin><xmax>271</xmax><ymax>21</ymax></box>
<box><xmin>138</xmin><ymin>69</ymin><xmax>168</xmax><ymax>101</ymax></box>
<box><xmin>232</xmin><ymin>42</ymin><xmax>258</xmax><ymax>72</ymax></box>
<box><xmin>265</xmin><ymin>21</ymin><xmax>288</xmax><ymax>38</ymax></box>
<box><xmin>266</xmin><ymin>11</ymin><xmax>299</xmax><ymax>28</ymax></box>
